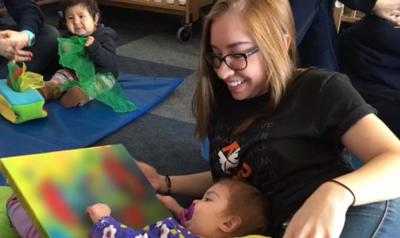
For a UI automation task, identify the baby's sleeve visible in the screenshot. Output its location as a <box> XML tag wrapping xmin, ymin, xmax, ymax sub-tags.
<box><xmin>90</xmin><ymin>216</ymin><xmax>143</xmax><ymax>238</ymax></box>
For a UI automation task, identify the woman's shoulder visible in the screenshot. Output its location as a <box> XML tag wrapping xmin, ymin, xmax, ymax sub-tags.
<box><xmin>297</xmin><ymin>67</ymin><xmax>346</xmax><ymax>80</ymax></box>
<box><xmin>294</xmin><ymin>67</ymin><xmax>350</xmax><ymax>89</ymax></box>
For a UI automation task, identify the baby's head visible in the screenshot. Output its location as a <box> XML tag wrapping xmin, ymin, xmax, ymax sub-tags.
<box><xmin>60</xmin><ymin>0</ymin><xmax>100</xmax><ymax>36</ymax></box>
<box><xmin>181</xmin><ymin>179</ymin><xmax>269</xmax><ymax>237</ymax></box>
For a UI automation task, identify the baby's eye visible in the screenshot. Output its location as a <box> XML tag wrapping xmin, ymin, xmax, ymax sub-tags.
<box><xmin>202</xmin><ymin>196</ymin><xmax>211</xmax><ymax>202</ymax></box>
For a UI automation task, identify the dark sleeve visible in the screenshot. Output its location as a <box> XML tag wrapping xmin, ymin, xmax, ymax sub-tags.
<box><xmin>86</xmin><ymin>31</ymin><xmax>118</xmax><ymax>76</ymax></box>
<box><xmin>4</xmin><ymin>0</ymin><xmax>43</xmax><ymax>34</ymax></box>
<box><xmin>340</xmin><ymin>0</ymin><xmax>377</xmax><ymax>13</ymax></box>
<box><xmin>314</xmin><ymin>72</ymin><xmax>377</xmax><ymax>144</ymax></box>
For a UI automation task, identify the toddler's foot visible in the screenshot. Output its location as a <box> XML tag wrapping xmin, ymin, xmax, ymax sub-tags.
<box><xmin>60</xmin><ymin>87</ymin><xmax>89</xmax><ymax>108</ymax></box>
<box><xmin>37</xmin><ymin>81</ymin><xmax>62</xmax><ymax>100</ymax></box>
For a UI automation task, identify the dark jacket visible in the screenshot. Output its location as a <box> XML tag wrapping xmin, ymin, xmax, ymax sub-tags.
<box><xmin>3</xmin><ymin>0</ymin><xmax>44</xmax><ymax>35</ymax></box>
<box><xmin>290</xmin><ymin>0</ymin><xmax>377</xmax><ymax>71</ymax></box>
<box><xmin>339</xmin><ymin>15</ymin><xmax>400</xmax><ymax>100</ymax></box>
<box><xmin>86</xmin><ymin>25</ymin><xmax>118</xmax><ymax>78</ymax></box>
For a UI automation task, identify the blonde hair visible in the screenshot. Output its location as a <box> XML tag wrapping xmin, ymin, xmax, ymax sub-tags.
<box><xmin>193</xmin><ymin>0</ymin><xmax>297</xmax><ymax>139</ymax></box>
<box><xmin>219</xmin><ymin>179</ymin><xmax>269</xmax><ymax>236</ymax></box>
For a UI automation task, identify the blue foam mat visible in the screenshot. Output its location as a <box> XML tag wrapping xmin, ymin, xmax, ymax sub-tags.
<box><xmin>0</xmin><ymin>74</ymin><xmax>182</xmax><ymax>158</ymax></box>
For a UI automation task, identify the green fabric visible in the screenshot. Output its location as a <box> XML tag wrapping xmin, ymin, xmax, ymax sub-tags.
<box><xmin>0</xmin><ymin>186</ymin><xmax>20</xmax><ymax>238</ymax></box>
<box><xmin>57</xmin><ymin>36</ymin><xmax>137</xmax><ymax>113</ymax></box>
<box><xmin>7</xmin><ymin>62</ymin><xmax>44</xmax><ymax>92</ymax></box>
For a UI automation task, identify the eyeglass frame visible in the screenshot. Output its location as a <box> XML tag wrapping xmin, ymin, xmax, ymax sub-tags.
<box><xmin>206</xmin><ymin>47</ymin><xmax>259</xmax><ymax>71</ymax></box>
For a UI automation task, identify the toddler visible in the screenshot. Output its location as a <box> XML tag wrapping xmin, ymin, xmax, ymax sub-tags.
<box><xmin>88</xmin><ymin>179</ymin><xmax>270</xmax><ymax>238</ymax></box>
<box><xmin>39</xmin><ymin>0</ymin><xmax>131</xmax><ymax>111</ymax></box>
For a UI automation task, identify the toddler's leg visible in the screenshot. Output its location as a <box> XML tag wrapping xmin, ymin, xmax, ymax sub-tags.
<box><xmin>60</xmin><ymin>87</ymin><xmax>89</xmax><ymax>108</ymax></box>
<box><xmin>60</xmin><ymin>73</ymin><xmax>116</xmax><ymax>108</ymax></box>
<box><xmin>38</xmin><ymin>68</ymin><xmax>77</xmax><ymax>100</ymax></box>
<box><xmin>7</xmin><ymin>195</ymin><xmax>40</xmax><ymax>238</ymax></box>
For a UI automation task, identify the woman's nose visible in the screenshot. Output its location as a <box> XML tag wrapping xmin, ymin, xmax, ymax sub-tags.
<box><xmin>215</xmin><ymin>61</ymin><xmax>234</xmax><ymax>80</ymax></box>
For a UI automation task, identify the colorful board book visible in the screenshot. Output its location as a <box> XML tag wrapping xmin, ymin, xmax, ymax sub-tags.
<box><xmin>0</xmin><ymin>144</ymin><xmax>171</xmax><ymax>238</ymax></box>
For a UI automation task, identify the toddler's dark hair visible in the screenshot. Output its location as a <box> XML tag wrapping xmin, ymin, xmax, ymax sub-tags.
<box><xmin>58</xmin><ymin>0</ymin><xmax>101</xmax><ymax>29</ymax></box>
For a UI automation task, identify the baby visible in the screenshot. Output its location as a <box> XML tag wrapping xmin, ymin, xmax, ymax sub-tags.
<box><xmin>88</xmin><ymin>179</ymin><xmax>270</xmax><ymax>238</ymax></box>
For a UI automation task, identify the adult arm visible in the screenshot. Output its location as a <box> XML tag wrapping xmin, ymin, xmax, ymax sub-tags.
<box><xmin>4</xmin><ymin>0</ymin><xmax>43</xmax><ymax>35</ymax></box>
<box><xmin>339</xmin><ymin>114</ymin><xmax>400</xmax><ymax>204</ymax></box>
<box><xmin>138</xmin><ymin>162</ymin><xmax>213</xmax><ymax>198</ymax></box>
<box><xmin>283</xmin><ymin>73</ymin><xmax>400</xmax><ymax>238</ymax></box>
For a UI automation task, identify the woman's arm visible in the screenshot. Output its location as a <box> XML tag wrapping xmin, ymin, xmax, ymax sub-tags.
<box><xmin>337</xmin><ymin>113</ymin><xmax>400</xmax><ymax>204</ymax></box>
<box><xmin>284</xmin><ymin>113</ymin><xmax>400</xmax><ymax>238</ymax></box>
<box><xmin>168</xmin><ymin>171</ymin><xmax>213</xmax><ymax>198</ymax></box>
<box><xmin>138</xmin><ymin>162</ymin><xmax>213</xmax><ymax>198</ymax></box>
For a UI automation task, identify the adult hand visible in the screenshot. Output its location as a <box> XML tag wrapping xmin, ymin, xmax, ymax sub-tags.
<box><xmin>283</xmin><ymin>182</ymin><xmax>353</xmax><ymax>238</ymax></box>
<box><xmin>86</xmin><ymin>203</ymin><xmax>111</xmax><ymax>224</ymax></box>
<box><xmin>85</xmin><ymin>36</ymin><xmax>95</xmax><ymax>47</ymax></box>
<box><xmin>137</xmin><ymin>161</ymin><xmax>165</xmax><ymax>193</ymax></box>
<box><xmin>0</xmin><ymin>30</ymin><xmax>32</xmax><ymax>62</ymax></box>
<box><xmin>0</xmin><ymin>31</ymin><xmax>14</xmax><ymax>59</ymax></box>
<box><xmin>12</xmin><ymin>45</ymin><xmax>33</xmax><ymax>63</ymax></box>
<box><xmin>374</xmin><ymin>0</ymin><xmax>400</xmax><ymax>26</ymax></box>
<box><xmin>3</xmin><ymin>30</ymin><xmax>30</xmax><ymax>49</ymax></box>
<box><xmin>156</xmin><ymin>194</ymin><xmax>184</xmax><ymax>218</ymax></box>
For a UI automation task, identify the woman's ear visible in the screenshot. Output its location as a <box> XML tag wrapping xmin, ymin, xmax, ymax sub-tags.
<box><xmin>219</xmin><ymin>215</ymin><xmax>242</xmax><ymax>233</ymax></box>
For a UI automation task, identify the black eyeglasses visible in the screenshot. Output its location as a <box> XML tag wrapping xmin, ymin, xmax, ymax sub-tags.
<box><xmin>206</xmin><ymin>47</ymin><xmax>259</xmax><ymax>71</ymax></box>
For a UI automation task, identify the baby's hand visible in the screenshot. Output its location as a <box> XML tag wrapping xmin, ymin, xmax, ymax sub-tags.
<box><xmin>85</xmin><ymin>36</ymin><xmax>95</xmax><ymax>47</ymax></box>
<box><xmin>87</xmin><ymin>203</ymin><xmax>111</xmax><ymax>223</ymax></box>
<box><xmin>156</xmin><ymin>194</ymin><xmax>184</xmax><ymax>218</ymax></box>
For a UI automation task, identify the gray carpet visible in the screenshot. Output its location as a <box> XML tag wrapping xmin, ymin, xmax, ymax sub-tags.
<box><xmin>42</xmin><ymin>4</ymin><xmax>209</xmax><ymax>177</ymax></box>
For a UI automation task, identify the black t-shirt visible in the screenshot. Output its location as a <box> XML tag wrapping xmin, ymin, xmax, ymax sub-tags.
<box><xmin>208</xmin><ymin>68</ymin><xmax>376</xmax><ymax>236</ymax></box>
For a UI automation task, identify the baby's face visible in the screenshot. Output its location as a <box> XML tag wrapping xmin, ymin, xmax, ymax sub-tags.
<box><xmin>181</xmin><ymin>183</ymin><xmax>230</xmax><ymax>236</ymax></box>
<box><xmin>65</xmin><ymin>3</ymin><xmax>98</xmax><ymax>36</ymax></box>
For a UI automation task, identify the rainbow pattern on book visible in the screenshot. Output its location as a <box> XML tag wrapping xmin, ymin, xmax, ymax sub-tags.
<box><xmin>0</xmin><ymin>144</ymin><xmax>170</xmax><ymax>238</ymax></box>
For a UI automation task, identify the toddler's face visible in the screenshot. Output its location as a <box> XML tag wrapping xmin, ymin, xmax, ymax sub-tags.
<box><xmin>181</xmin><ymin>182</ymin><xmax>230</xmax><ymax>236</ymax></box>
<box><xmin>65</xmin><ymin>3</ymin><xmax>98</xmax><ymax>36</ymax></box>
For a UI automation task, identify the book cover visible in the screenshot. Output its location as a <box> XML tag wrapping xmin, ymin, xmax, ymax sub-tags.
<box><xmin>0</xmin><ymin>144</ymin><xmax>171</xmax><ymax>238</ymax></box>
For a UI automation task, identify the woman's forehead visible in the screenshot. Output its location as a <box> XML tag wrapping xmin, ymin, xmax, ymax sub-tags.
<box><xmin>210</xmin><ymin>13</ymin><xmax>253</xmax><ymax>50</ymax></box>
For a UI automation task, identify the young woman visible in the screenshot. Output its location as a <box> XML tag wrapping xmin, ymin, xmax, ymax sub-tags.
<box><xmin>139</xmin><ymin>0</ymin><xmax>400</xmax><ymax>237</ymax></box>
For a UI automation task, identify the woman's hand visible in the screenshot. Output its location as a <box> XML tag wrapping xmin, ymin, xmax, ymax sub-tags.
<box><xmin>283</xmin><ymin>182</ymin><xmax>354</xmax><ymax>238</ymax></box>
<box><xmin>137</xmin><ymin>161</ymin><xmax>166</xmax><ymax>194</ymax></box>
<box><xmin>156</xmin><ymin>194</ymin><xmax>184</xmax><ymax>218</ymax></box>
<box><xmin>374</xmin><ymin>0</ymin><xmax>400</xmax><ymax>26</ymax></box>
<box><xmin>87</xmin><ymin>203</ymin><xmax>111</xmax><ymax>224</ymax></box>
